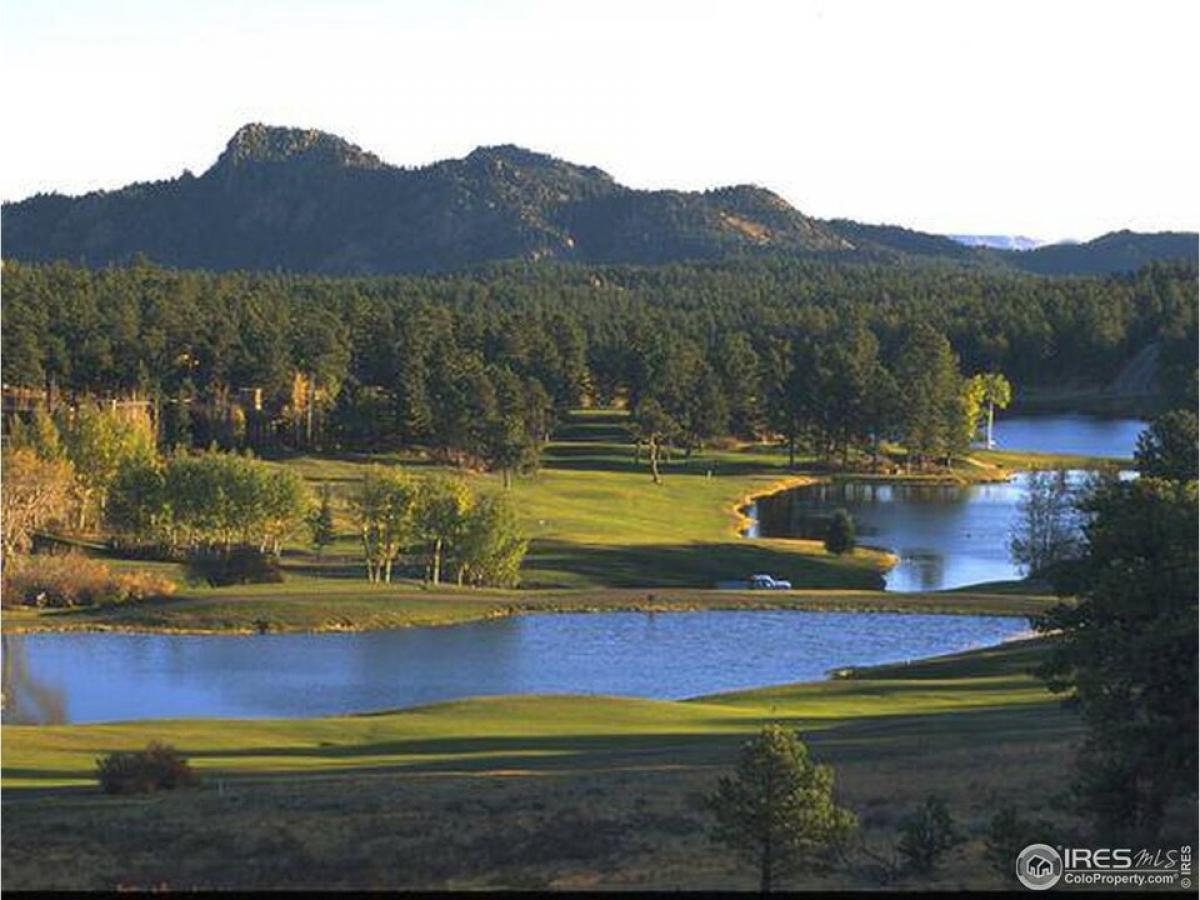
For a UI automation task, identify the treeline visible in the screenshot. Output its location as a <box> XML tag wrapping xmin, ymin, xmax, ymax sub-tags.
<box><xmin>3</xmin><ymin>257</ymin><xmax>1195</xmax><ymax>466</ymax></box>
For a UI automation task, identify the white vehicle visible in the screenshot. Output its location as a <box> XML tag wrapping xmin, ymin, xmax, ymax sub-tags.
<box><xmin>716</xmin><ymin>574</ymin><xmax>793</xmax><ymax>590</ymax></box>
<box><xmin>750</xmin><ymin>573</ymin><xmax>792</xmax><ymax>590</ymax></box>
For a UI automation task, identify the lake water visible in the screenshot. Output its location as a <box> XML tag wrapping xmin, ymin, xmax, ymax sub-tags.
<box><xmin>750</xmin><ymin>414</ymin><xmax>1145</xmax><ymax>592</ymax></box>
<box><xmin>2</xmin><ymin>611</ymin><xmax>1026</xmax><ymax>724</ymax></box>
<box><xmin>988</xmin><ymin>414</ymin><xmax>1144</xmax><ymax>458</ymax></box>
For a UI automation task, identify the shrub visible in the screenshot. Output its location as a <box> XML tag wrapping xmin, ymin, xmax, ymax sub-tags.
<box><xmin>1</xmin><ymin>554</ymin><xmax>176</xmax><ymax>608</ymax></box>
<box><xmin>96</xmin><ymin>742</ymin><xmax>201</xmax><ymax>795</ymax></box>
<box><xmin>116</xmin><ymin>568</ymin><xmax>181</xmax><ymax>601</ymax></box>
<box><xmin>824</xmin><ymin>508</ymin><xmax>856</xmax><ymax>555</ymax></box>
<box><xmin>185</xmin><ymin>544</ymin><xmax>283</xmax><ymax>587</ymax></box>
<box><xmin>896</xmin><ymin>795</ymin><xmax>962</xmax><ymax>875</ymax></box>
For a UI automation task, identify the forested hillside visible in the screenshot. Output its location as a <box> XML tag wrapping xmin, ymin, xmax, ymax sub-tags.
<box><xmin>3</xmin><ymin>124</ymin><xmax>1195</xmax><ymax>275</ymax></box>
<box><xmin>3</xmin><ymin>257</ymin><xmax>1195</xmax><ymax>470</ymax></box>
<box><xmin>0</xmin><ymin>124</ymin><xmax>849</xmax><ymax>274</ymax></box>
<box><xmin>1010</xmin><ymin>230</ymin><xmax>1199</xmax><ymax>276</ymax></box>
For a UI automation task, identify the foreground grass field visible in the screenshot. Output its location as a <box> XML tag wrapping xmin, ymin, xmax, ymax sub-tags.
<box><xmin>3</xmin><ymin>639</ymin><xmax>1086</xmax><ymax>890</ymax></box>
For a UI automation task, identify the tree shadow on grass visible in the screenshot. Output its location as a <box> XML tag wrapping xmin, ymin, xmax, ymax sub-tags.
<box><xmin>551</xmin><ymin>421</ymin><xmax>633</xmax><ymax>443</ymax></box>
<box><xmin>257</xmin><ymin>448</ymin><xmax>442</xmax><ymax>469</ymax></box>
<box><xmin>281</xmin><ymin>559</ymin><xmax>379</xmax><ymax>581</ymax></box>
<box><xmin>543</xmin><ymin>444</ymin><xmax>787</xmax><ymax>478</ymax></box>
<box><xmin>521</xmin><ymin>539</ymin><xmax>884</xmax><ymax>590</ymax></box>
<box><xmin>20</xmin><ymin>703</ymin><xmax>1077</xmax><ymax>795</ymax></box>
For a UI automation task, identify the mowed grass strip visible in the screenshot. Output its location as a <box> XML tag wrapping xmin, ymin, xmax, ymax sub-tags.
<box><xmin>2</xmin><ymin>585</ymin><xmax>1056</xmax><ymax>634</ymax></box>
<box><xmin>970</xmin><ymin>447</ymin><xmax>1131</xmax><ymax>471</ymax></box>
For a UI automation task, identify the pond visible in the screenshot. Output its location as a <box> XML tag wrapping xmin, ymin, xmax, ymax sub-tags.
<box><xmin>750</xmin><ymin>474</ymin><xmax>1070</xmax><ymax>591</ymax></box>
<box><xmin>987</xmin><ymin>414</ymin><xmax>1145</xmax><ymax>458</ymax></box>
<box><xmin>749</xmin><ymin>414</ymin><xmax>1145</xmax><ymax>592</ymax></box>
<box><xmin>2</xmin><ymin>611</ymin><xmax>1027</xmax><ymax>724</ymax></box>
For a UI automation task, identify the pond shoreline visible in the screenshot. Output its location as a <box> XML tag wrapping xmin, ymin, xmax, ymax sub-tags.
<box><xmin>734</xmin><ymin>466</ymin><xmax>1023</xmax><ymax>582</ymax></box>
<box><xmin>4</xmin><ymin>463</ymin><xmax>1063</xmax><ymax>639</ymax></box>
<box><xmin>0</xmin><ymin>586</ymin><xmax>1056</xmax><ymax>637</ymax></box>
<box><xmin>730</xmin><ymin>459</ymin><xmax>1035</xmax><ymax>538</ymax></box>
<box><xmin>729</xmin><ymin>466</ymin><xmax>1023</xmax><ymax>576</ymax></box>
<box><xmin>8</xmin><ymin>432</ymin><xmax>1117</xmax><ymax>639</ymax></box>
<box><xmin>739</xmin><ymin>460</ymin><xmax>1117</xmax><ymax>593</ymax></box>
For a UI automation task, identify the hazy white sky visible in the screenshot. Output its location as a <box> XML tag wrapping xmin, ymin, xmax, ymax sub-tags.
<box><xmin>2</xmin><ymin>0</ymin><xmax>1197</xmax><ymax>241</ymax></box>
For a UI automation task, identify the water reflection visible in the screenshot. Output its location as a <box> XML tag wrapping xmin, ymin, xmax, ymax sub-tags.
<box><xmin>2</xmin><ymin>635</ymin><xmax>67</xmax><ymax>724</ymax></box>
<box><xmin>894</xmin><ymin>550</ymin><xmax>947</xmax><ymax>593</ymax></box>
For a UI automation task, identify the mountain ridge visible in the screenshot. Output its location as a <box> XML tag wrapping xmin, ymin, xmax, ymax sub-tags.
<box><xmin>3</xmin><ymin>123</ymin><xmax>1195</xmax><ymax>276</ymax></box>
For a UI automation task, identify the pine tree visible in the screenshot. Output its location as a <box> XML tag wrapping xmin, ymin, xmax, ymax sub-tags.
<box><xmin>824</xmin><ymin>509</ymin><xmax>856</xmax><ymax>555</ymax></box>
<box><xmin>706</xmin><ymin>725</ymin><xmax>857</xmax><ymax>892</ymax></box>
<box><xmin>309</xmin><ymin>483</ymin><xmax>336</xmax><ymax>558</ymax></box>
<box><xmin>1036</xmin><ymin>475</ymin><xmax>1198</xmax><ymax>841</ymax></box>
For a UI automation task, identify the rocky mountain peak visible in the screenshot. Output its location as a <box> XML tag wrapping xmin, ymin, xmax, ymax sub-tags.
<box><xmin>209</xmin><ymin>123</ymin><xmax>386</xmax><ymax>173</ymax></box>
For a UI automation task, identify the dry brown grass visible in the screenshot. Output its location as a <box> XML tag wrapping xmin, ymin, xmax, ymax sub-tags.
<box><xmin>2</xmin><ymin>553</ymin><xmax>176</xmax><ymax>609</ymax></box>
<box><xmin>0</xmin><ymin>718</ymin><xmax>1082</xmax><ymax>891</ymax></box>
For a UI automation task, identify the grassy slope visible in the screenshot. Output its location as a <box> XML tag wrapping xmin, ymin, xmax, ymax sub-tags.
<box><xmin>276</xmin><ymin>410</ymin><xmax>898</xmax><ymax>590</ymax></box>
<box><xmin>271</xmin><ymin>409</ymin><xmax>1127</xmax><ymax>592</ymax></box>
<box><xmin>2</xmin><ymin>639</ymin><xmax>1083</xmax><ymax>891</ymax></box>
<box><xmin>253</xmin><ymin>414</ymin><xmax>1131</xmax><ymax>593</ymax></box>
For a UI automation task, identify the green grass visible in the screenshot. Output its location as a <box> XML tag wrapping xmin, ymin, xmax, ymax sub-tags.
<box><xmin>272</xmin><ymin>416</ymin><xmax>898</xmax><ymax>590</ymax></box>
<box><xmin>2</xmin><ymin>584</ymin><xmax>1056</xmax><ymax>634</ymax></box>
<box><xmin>970</xmin><ymin>447</ymin><xmax>1130</xmax><ymax>471</ymax></box>
<box><xmin>944</xmin><ymin>577</ymin><xmax>1054</xmax><ymax>596</ymax></box>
